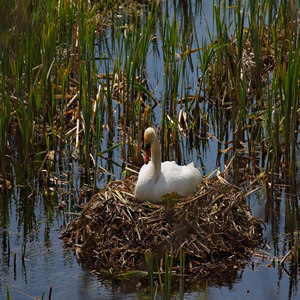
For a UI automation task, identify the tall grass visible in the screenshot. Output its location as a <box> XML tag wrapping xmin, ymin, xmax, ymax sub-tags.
<box><xmin>264</xmin><ymin>0</ymin><xmax>299</xmax><ymax>176</ymax></box>
<box><xmin>100</xmin><ymin>2</ymin><xmax>158</xmax><ymax>167</ymax></box>
<box><xmin>0</xmin><ymin>0</ymin><xmax>102</xmax><ymax>179</ymax></box>
<box><xmin>145</xmin><ymin>250</ymin><xmax>154</xmax><ymax>298</ymax></box>
<box><xmin>78</xmin><ymin>2</ymin><xmax>97</xmax><ymax>180</ymax></box>
<box><xmin>127</xmin><ymin>3</ymin><xmax>157</xmax><ymax>165</ymax></box>
<box><xmin>0</xmin><ymin>0</ymin><xmax>297</xmax><ymax>188</ymax></box>
<box><xmin>159</xmin><ymin>5</ymin><xmax>185</xmax><ymax>161</ymax></box>
<box><xmin>197</xmin><ymin>0</ymin><xmax>299</xmax><ymax>178</ymax></box>
<box><xmin>0</xmin><ymin>60</ymin><xmax>12</xmax><ymax>190</ymax></box>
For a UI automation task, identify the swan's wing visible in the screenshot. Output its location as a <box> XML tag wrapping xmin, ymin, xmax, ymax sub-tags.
<box><xmin>160</xmin><ymin>161</ymin><xmax>201</xmax><ymax>197</ymax></box>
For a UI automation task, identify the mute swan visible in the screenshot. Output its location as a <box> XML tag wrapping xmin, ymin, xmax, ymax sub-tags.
<box><xmin>135</xmin><ymin>127</ymin><xmax>202</xmax><ymax>203</ymax></box>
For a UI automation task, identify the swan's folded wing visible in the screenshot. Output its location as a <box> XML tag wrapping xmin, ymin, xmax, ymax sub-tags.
<box><xmin>161</xmin><ymin>161</ymin><xmax>202</xmax><ymax>197</ymax></box>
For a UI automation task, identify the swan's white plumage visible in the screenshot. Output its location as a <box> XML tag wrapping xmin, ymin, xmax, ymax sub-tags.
<box><xmin>135</xmin><ymin>127</ymin><xmax>202</xmax><ymax>203</ymax></box>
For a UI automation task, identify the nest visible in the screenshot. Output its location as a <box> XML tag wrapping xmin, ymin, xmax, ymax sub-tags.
<box><xmin>61</xmin><ymin>173</ymin><xmax>263</xmax><ymax>278</ymax></box>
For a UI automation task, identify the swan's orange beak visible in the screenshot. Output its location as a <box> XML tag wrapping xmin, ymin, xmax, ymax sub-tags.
<box><xmin>144</xmin><ymin>143</ymin><xmax>150</xmax><ymax>164</ymax></box>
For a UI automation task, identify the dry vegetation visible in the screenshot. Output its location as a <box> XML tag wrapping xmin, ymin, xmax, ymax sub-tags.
<box><xmin>61</xmin><ymin>173</ymin><xmax>263</xmax><ymax>278</ymax></box>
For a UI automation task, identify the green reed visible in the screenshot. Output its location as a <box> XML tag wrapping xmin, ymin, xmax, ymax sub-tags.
<box><xmin>158</xmin><ymin>6</ymin><xmax>182</xmax><ymax>160</ymax></box>
<box><xmin>58</xmin><ymin>64</ymin><xmax>70</xmax><ymax>161</ymax></box>
<box><xmin>212</xmin><ymin>0</ymin><xmax>229</xmax><ymax>101</ymax></box>
<box><xmin>265</xmin><ymin>76</ymin><xmax>276</xmax><ymax>175</ymax></box>
<box><xmin>198</xmin><ymin>0</ymin><xmax>299</xmax><ymax>177</ymax></box>
<box><xmin>144</xmin><ymin>249</ymin><xmax>186</xmax><ymax>299</ymax></box>
<box><xmin>0</xmin><ymin>68</ymin><xmax>11</xmax><ymax>189</ymax></box>
<box><xmin>248</xmin><ymin>0</ymin><xmax>266</xmax><ymax>101</ymax></box>
<box><xmin>78</xmin><ymin>2</ymin><xmax>97</xmax><ymax>180</ymax></box>
<box><xmin>0</xmin><ymin>0</ymin><xmax>97</xmax><ymax>171</ymax></box>
<box><xmin>5</xmin><ymin>283</ymin><xmax>10</xmax><ymax>300</ymax></box>
<box><xmin>164</xmin><ymin>251</ymin><xmax>173</xmax><ymax>299</ymax></box>
<box><xmin>179</xmin><ymin>250</ymin><xmax>185</xmax><ymax>299</ymax></box>
<box><xmin>41</xmin><ymin>1</ymin><xmax>59</xmax><ymax>136</ymax></box>
<box><xmin>133</xmin><ymin>2</ymin><xmax>158</xmax><ymax>137</ymax></box>
<box><xmin>0</xmin><ymin>0</ymin><xmax>193</xmax><ymax>178</ymax></box>
<box><xmin>282</xmin><ymin>43</ymin><xmax>299</xmax><ymax>173</ymax></box>
<box><xmin>212</xmin><ymin>0</ymin><xmax>246</xmax><ymax>180</ymax></box>
<box><xmin>92</xmin><ymin>86</ymin><xmax>105</xmax><ymax>190</ymax></box>
<box><xmin>105</xmin><ymin>62</ymin><xmax>116</xmax><ymax>134</ymax></box>
<box><xmin>263</xmin><ymin>0</ymin><xmax>299</xmax><ymax>174</ymax></box>
<box><xmin>109</xmin><ymin>3</ymin><xmax>157</xmax><ymax>165</ymax></box>
<box><xmin>145</xmin><ymin>250</ymin><xmax>154</xmax><ymax>298</ymax></box>
<box><xmin>1</xmin><ymin>0</ymin><xmax>298</xmax><ymax>182</ymax></box>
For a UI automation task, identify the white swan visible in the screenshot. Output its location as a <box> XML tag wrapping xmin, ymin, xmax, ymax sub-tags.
<box><xmin>135</xmin><ymin>127</ymin><xmax>202</xmax><ymax>203</ymax></box>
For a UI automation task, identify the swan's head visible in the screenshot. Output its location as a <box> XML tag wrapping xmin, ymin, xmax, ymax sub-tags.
<box><xmin>144</xmin><ymin>127</ymin><xmax>156</xmax><ymax>164</ymax></box>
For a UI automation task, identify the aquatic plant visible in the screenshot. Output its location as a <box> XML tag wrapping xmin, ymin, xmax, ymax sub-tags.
<box><xmin>196</xmin><ymin>0</ymin><xmax>299</xmax><ymax>179</ymax></box>
<box><xmin>1</xmin><ymin>0</ymin><xmax>300</xmax><ymax>298</ymax></box>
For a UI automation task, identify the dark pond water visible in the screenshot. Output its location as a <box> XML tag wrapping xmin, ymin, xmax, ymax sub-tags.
<box><xmin>1</xmin><ymin>1</ymin><xmax>299</xmax><ymax>299</ymax></box>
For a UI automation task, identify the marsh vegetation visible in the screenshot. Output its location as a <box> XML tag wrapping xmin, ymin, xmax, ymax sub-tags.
<box><xmin>0</xmin><ymin>0</ymin><xmax>299</xmax><ymax>299</ymax></box>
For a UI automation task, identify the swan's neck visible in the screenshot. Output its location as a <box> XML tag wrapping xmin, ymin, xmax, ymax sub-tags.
<box><xmin>151</xmin><ymin>135</ymin><xmax>161</xmax><ymax>181</ymax></box>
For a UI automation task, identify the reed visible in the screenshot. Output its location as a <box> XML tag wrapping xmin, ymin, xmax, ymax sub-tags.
<box><xmin>5</xmin><ymin>283</ymin><xmax>10</xmax><ymax>300</ymax></box>
<box><xmin>78</xmin><ymin>1</ymin><xmax>99</xmax><ymax>180</ymax></box>
<box><xmin>179</xmin><ymin>250</ymin><xmax>185</xmax><ymax>299</ymax></box>
<box><xmin>158</xmin><ymin>6</ymin><xmax>182</xmax><ymax>160</ymax></box>
<box><xmin>248</xmin><ymin>0</ymin><xmax>266</xmax><ymax>102</ymax></box>
<box><xmin>164</xmin><ymin>251</ymin><xmax>173</xmax><ymax>299</ymax></box>
<box><xmin>145</xmin><ymin>250</ymin><xmax>154</xmax><ymax>298</ymax></box>
<box><xmin>144</xmin><ymin>249</ymin><xmax>187</xmax><ymax>298</ymax></box>
<box><xmin>1</xmin><ymin>0</ymin><xmax>298</xmax><ymax>177</ymax></box>
<box><xmin>282</xmin><ymin>46</ymin><xmax>299</xmax><ymax>174</ymax></box>
<box><xmin>0</xmin><ymin>70</ymin><xmax>12</xmax><ymax>189</ymax></box>
<box><xmin>92</xmin><ymin>86</ymin><xmax>105</xmax><ymax>190</ymax></box>
<box><xmin>107</xmin><ymin>3</ymin><xmax>157</xmax><ymax>166</ymax></box>
<box><xmin>58</xmin><ymin>65</ymin><xmax>69</xmax><ymax>162</ymax></box>
<box><xmin>263</xmin><ymin>0</ymin><xmax>299</xmax><ymax>174</ymax></box>
<box><xmin>196</xmin><ymin>0</ymin><xmax>300</xmax><ymax>178</ymax></box>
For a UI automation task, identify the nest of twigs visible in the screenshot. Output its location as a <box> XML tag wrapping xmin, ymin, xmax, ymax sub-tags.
<box><xmin>61</xmin><ymin>173</ymin><xmax>263</xmax><ymax>278</ymax></box>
